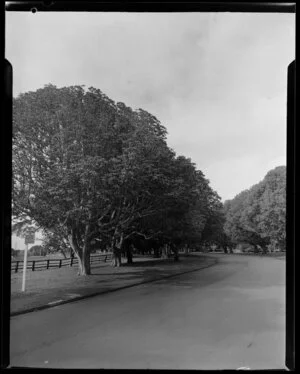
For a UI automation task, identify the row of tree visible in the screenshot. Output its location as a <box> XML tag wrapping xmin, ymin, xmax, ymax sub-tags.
<box><xmin>12</xmin><ymin>85</ymin><xmax>286</xmax><ymax>273</ymax></box>
<box><xmin>12</xmin><ymin>85</ymin><xmax>224</xmax><ymax>275</ymax></box>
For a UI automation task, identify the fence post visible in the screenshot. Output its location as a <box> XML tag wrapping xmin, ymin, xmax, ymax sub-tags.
<box><xmin>15</xmin><ymin>261</ymin><xmax>19</xmax><ymax>273</ymax></box>
<box><xmin>47</xmin><ymin>259</ymin><xmax>50</xmax><ymax>269</ymax></box>
<box><xmin>70</xmin><ymin>257</ymin><xmax>73</xmax><ymax>267</ymax></box>
<box><xmin>59</xmin><ymin>259</ymin><xmax>62</xmax><ymax>268</ymax></box>
<box><xmin>32</xmin><ymin>261</ymin><xmax>35</xmax><ymax>271</ymax></box>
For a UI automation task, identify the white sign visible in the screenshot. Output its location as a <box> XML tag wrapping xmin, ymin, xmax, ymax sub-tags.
<box><xmin>25</xmin><ymin>232</ymin><xmax>35</xmax><ymax>245</ymax></box>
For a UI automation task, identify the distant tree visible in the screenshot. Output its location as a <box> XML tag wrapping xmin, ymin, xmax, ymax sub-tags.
<box><xmin>255</xmin><ymin>166</ymin><xmax>286</xmax><ymax>251</ymax></box>
<box><xmin>11</xmin><ymin>248</ymin><xmax>22</xmax><ymax>258</ymax></box>
<box><xmin>224</xmin><ymin>166</ymin><xmax>286</xmax><ymax>252</ymax></box>
<box><xmin>28</xmin><ymin>245</ymin><xmax>47</xmax><ymax>256</ymax></box>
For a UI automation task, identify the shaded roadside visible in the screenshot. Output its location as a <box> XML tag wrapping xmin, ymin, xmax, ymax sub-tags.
<box><xmin>11</xmin><ymin>254</ymin><xmax>218</xmax><ymax>316</ymax></box>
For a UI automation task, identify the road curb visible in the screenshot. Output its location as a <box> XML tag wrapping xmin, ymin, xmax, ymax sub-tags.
<box><xmin>11</xmin><ymin>258</ymin><xmax>218</xmax><ymax>317</ymax></box>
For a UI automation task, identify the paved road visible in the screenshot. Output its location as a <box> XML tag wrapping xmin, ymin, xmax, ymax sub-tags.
<box><xmin>10</xmin><ymin>254</ymin><xmax>286</xmax><ymax>370</ymax></box>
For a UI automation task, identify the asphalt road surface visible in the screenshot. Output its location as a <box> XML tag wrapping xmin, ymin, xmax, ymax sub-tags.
<box><xmin>10</xmin><ymin>254</ymin><xmax>286</xmax><ymax>370</ymax></box>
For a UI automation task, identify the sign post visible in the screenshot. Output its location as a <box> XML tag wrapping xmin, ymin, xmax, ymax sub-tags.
<box><xmin>22</xmin><ymin>231</ymin><xmax>35</xmax><ymax>292</ymax></box>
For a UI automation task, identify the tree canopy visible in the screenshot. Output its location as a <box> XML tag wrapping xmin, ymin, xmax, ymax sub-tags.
<box><xmin>223</xmin><ymin>166</ymin><xmax>286</xmax><ymax>252</ymax></box>
<box><xmin>13</xmin><ymin>84</ymin><xmax>225</xmax><ymax>274</ymax></box>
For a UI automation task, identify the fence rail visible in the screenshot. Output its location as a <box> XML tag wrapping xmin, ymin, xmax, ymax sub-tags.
<box><xmin>11</xmin><ymin>253</ymin><xmax>112</xmax><ymax>273</ymax></box>
<box><xmin>11</xmin><ymin>249</ymin><xmax>193</xmax><ymax>273</ymax></box>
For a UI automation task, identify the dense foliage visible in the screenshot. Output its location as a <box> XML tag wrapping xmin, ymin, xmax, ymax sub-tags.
<box><xmin>223</xmin><ymin>166</ymin><xmax>286</xmax><ymax>252</ymax></box>
<box><xmin>13</xmin><ymin>85</ymin><xmax>223</xmax><ymax>274</ymax></box>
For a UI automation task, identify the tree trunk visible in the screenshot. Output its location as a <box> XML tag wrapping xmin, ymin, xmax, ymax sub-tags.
<box><xmin>153</xmin><ymin>247</ymin><xmax>160</xmax><ymax>258</ymax></box>
<box><xmin>126</xmin><ymin>247</ymin><xmax>133</xmax><ymax>264</ymax></box>
<box><xmin>184</xmin><ymin>244</ymin><xmax>189</xmax><ymax>255</ymax></box>
<box><xmin>77</xmin><ymin>245</ymin><xmax>91</xmax><ymax>275</ymax></box>
<box><xmin>261</xmin><ymin>245</ymin><xmax>268</xmax><ymax>255</ymax></box>
<box><xmin>162</xmin><ymin>244</ymin><xmax>168</xmax><ymax>259</ymax></box>
<box><xmin>111</xmin><ymin>233</ymin><xmax>124</xmax><ymax>267</ymax></box>
<box><xmin>68</xmin><ymin>230</ymin><xmax>91</xmax><ymax>276</ymax></box>
<box><xmin>173</xmin><ymin>247</ymin><xmax>179</xmax><ymax>262</ymax></box>
<box><xmin>111</xmin><ymin>248</ymin><xmax>122</xmax><ymax>267</ymax></box>
<box><xmin>254</xmin><ymin>244</ymin><xmax>260</xmax><ymax>254</ymax></box>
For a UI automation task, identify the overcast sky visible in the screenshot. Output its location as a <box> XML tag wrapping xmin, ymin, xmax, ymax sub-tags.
<box><xmin>6</xmin><ymin>11</ymin><xmax>295</xmax><ymax>202</ymax></box>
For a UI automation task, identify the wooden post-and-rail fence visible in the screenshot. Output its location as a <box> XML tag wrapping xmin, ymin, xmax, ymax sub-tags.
<box><xmin>11</xmin><ymin>253</ymin><xmax>112</xmax><ymax>273</ymax></box>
